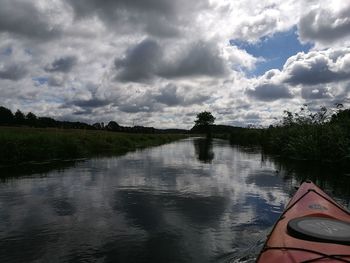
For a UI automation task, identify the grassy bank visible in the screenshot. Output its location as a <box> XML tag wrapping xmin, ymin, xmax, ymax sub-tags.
<box><xmin>0</xmin><ymin>127</ymin><xmax>188</xmax><ymax>165</ymax></box>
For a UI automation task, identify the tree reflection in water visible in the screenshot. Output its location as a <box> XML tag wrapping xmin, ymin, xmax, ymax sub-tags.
<box><xmin>193</xmin><ymin>138</ymin><xmax>214</xmax><ymax>163</ymax></box>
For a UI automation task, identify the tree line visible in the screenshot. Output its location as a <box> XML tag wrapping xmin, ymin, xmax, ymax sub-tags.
<box><xmin>0</xmin><ymin>106</ymin><xmax>186</xmax><ymax>134</ymax></box>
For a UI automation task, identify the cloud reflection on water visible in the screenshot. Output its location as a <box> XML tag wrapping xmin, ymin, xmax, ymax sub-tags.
<box><xmin>0</xmin><ymin>138</ymin><xmax>299</xmax><ymax>262</ymax></box>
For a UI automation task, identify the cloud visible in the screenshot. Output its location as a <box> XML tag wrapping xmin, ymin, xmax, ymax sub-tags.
<box><xmin>233</xmin><ymin>9</ymin><xmax>280</xmax><ymax>42</ymax></box>
<box><xmin>0</xmin><ymin>0</ymin><xmax>62</xmax><ymax>40</ymax></box>
<box><xmin>47</xmin><ymin>76</ymin><xmax>64</xmax><ymax>87</ymax></box>
<box><xmin>66</xmin><ymin>0</ymin><xmax>209</xmax><ymax>38</ymax></box>
<box><xmin>159</xmin><ymin>41</ymin><xmax>227</xmax><ymax>78</ymax></box>
<box><xmin>2</xmin><ymin>0</ymin><xmax>350</xmax><ymax>128</ymax></box>
<box><xmin>114</xmin><ymin>39</ymin><xmax>162</xmax><ymax>82</ymax></box>
<box><xmin>0</xmin><ymin>63</ymin><xmax>27</xmax><ymax>80</ymax></box>
<box><xmin>301</xmin><ymin>86</ymin><xmax>333</xmax><ymax>99</ymax></box>
<box><xmin>283</xmin><ymin>49</ymin><xmax>350</xmax><ymax>85</ymax></box>
<box><xmin>72</xmin><ymin>98</ymin><xmax>110</xmax><ymax>108</ymax></box>
<box><xmin>114</xmin><ymin>39</ymin><xmax>228</xmax><ymax>82</ymax></box>
<box><xmin>246</xmin><ymin>83</ymin><xmax>293</xmax><ymax>101</ymax></box>
<box><xmin>247</xmin><ymin>47</ymin><xmax>350</xmax><ymax>102</ymax></box>
<box><xmin>155</xmin><ymin>84</ymin><xmax>183</xmax><ymax>106</ymax></box>
<box><xmin>154</xmin><ymin>84</ymin><xmax>210</xmax><ymax>107</ymax></box>
<box><xmin>45</xmin><ymin>56</ymin><xmax>77</xmax><ymax>73</ymax></box>
<box><xmin>298</xmin><ymin>5</ymin><xmax>350</xmax><ymax>45</ymax></box>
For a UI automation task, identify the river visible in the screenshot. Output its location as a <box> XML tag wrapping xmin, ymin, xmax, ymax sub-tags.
<box><xmin>0</xmin><ymin>138</ymin><xmax>349</xmax><ymax>263</ymax></box>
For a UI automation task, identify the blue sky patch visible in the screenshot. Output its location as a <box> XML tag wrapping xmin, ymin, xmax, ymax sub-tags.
<box><xmin>230</xmin><ymin>27</ymin><xmax>313</xmax><ymax>77</ymax></box>
<box><xmin>1</xmin><ymin>47</ymin><xmax>12</xmax><ymax>56</ymax></box>
<box><xmin>33</xmin><ymin>77</ymin><xmax>49</xmax><ymax>85</ymax></box>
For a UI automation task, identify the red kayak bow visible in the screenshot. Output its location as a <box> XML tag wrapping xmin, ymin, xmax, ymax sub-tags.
<box><xmin>257</xmin><ymin>181</ymin><xmax>350</xmax><ymax>262</ymax></box>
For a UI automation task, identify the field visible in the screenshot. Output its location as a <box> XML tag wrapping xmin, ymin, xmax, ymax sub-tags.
<box><xmin>0</xmin><ymin>127</ymin><xmax>188</xmax><ymax>165</ymax></box>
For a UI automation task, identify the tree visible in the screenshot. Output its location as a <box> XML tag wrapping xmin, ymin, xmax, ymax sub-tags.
<box><xmin>106</xmin><ymin>121</ymin><xmax>120</xmax><ymax>131</ymax></box>
<box><xmin>26</xmin><ymin>112</ymin><xmax>37</xmax><ymax>127</ymax></box>
<box><xmin>0</xmin><ymin>106</ymin><xmax>14</xmax><ymax>125</ymax></box>
<box><xmin>14</xmin><ymin>110</ymin><xmax>25</xmax><ymax>125</ymax></box>
<box><xmin>194</xmin><ymin>111</ymin><xmax>215</xmax><ymax>138</ymax></box>
<box><xmin>194</xmin><ymin>111</ymin><xmax>215</xmax><ymax>127</ymax></box>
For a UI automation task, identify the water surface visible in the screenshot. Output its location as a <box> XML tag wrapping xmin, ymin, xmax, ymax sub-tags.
<box><xmin>0</xmin><ymin>138</ymin><xmax>349</xmax><ymax>263</ymax></box>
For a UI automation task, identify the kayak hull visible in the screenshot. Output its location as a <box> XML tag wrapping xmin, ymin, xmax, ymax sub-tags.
<box><xmin>257</xmin><ymin>181</ymin><xmax>350</xmax><ymax>262</ymax></box>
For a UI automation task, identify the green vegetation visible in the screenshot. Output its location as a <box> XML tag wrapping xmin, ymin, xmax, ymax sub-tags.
<box><xmin>228</xmin><ymin>106</ymin><xmax>350</xmax><ymax>164</ymax></box>
<box><xmin>0</xmin><ymin>127</ymin><xmax>187</xmax><ymax>165</ymax></box>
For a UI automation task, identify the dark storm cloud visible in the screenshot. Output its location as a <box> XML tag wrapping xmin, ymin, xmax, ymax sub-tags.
<box><xmin>114</xmin><ymin>39</ymin><xmax>162</xmax><ymax>82</ymax></box>
<box><xmin>0</xmin><ymin>0</ymin><xmax>61</xmax><ymax>40</ymax></box>
<box><xmin>299</xmin><ymin>6</ymin><xmax>350</xmax><ymax>44</ymax></box>
<box><xmin>114</xmin><ymin>39</ymin><xmax>228</xmax><ymax>82</ymax></box>
<box><xmin>66</xmin><ymin>0</ymin><xmax>209</xmax><ymax>38</ymax></box>
<box><xmin>246</xmin><ymin>83</ymin><xmax>293</xmax><ymax>101</ymax></box>
<box><xmin>0</xmin><ymin>64</ymin><xmax>27</xmax><ymax>80</ymax></box>
<box><xmin>45</xmin><ymin>56</ymin><xmax>77</xmax><ymax>73</ymax></box>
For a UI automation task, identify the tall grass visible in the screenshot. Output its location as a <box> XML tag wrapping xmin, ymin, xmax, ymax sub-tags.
<box><xmin>0</xmin><ymin>127</ymin><xmax>187</xmax><ymax>165</ymax></box>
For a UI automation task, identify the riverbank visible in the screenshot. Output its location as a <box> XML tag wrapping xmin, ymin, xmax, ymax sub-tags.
<box><xmin>0</xmin><ymin>127</ymin><xmax>188</xmax><ymax>165</ymax></box>
<box><xmin>213</xmin><ymin>108</ymin><xmax>350</xmax><ymax>166</ymax></box>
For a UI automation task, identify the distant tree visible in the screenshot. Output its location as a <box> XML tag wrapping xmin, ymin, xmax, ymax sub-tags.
<box><xmin>106</xmin><ymin>121</ymin><xmax>120</xmax><ymax>131</ymax></box>
<box><xmin>93</xmin><ymin>122</ymin><xmax>103</xmax><ymax>130</ymax></box>
<box><xmin>0</xmin><ymin>106</ymin><xmax>14</xmax><ymax>125</ymax></box>
<box><xmin>194</xmin><ymin>111</ymin><xmax>215</xmax><ymax>138</ymax></box>
<box><xmin>26</xmin><ymin>112</ymin><xmax>38</xmax><ymax>127</ymax></box>
<box><xmin>194</xmin><ymin>111</ymin><xmax>215</xmax><ymax>127</ymax></box>
<box><xmin>14</xmin><ymin>110</ymin><xmax>25</xmax><ymax>125</ymax></box>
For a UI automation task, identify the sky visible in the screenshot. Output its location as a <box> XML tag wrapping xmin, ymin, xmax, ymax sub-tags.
<box><xmin>1</xmin><ymin>0</ymin><xmax>350</xmax><ymax>129</ymax></box>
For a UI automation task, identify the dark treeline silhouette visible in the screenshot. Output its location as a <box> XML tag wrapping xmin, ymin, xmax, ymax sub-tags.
<box><xmin>0</xmin><ymin>106</ymin><xmax>187</xmax><ymax>134</ymax></box>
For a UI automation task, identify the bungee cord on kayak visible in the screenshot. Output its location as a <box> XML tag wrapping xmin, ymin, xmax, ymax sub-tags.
<box><xmin>261</xmin><ymin>247</ymin><xmax>350</xmax><ymax>263</ymax></box>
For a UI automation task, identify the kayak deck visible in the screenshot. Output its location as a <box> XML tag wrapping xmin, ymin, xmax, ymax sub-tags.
<box><xmin>257</xmin><ymin>181</ymin><xmax>350</xmax><ymax>262</ymax></box>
